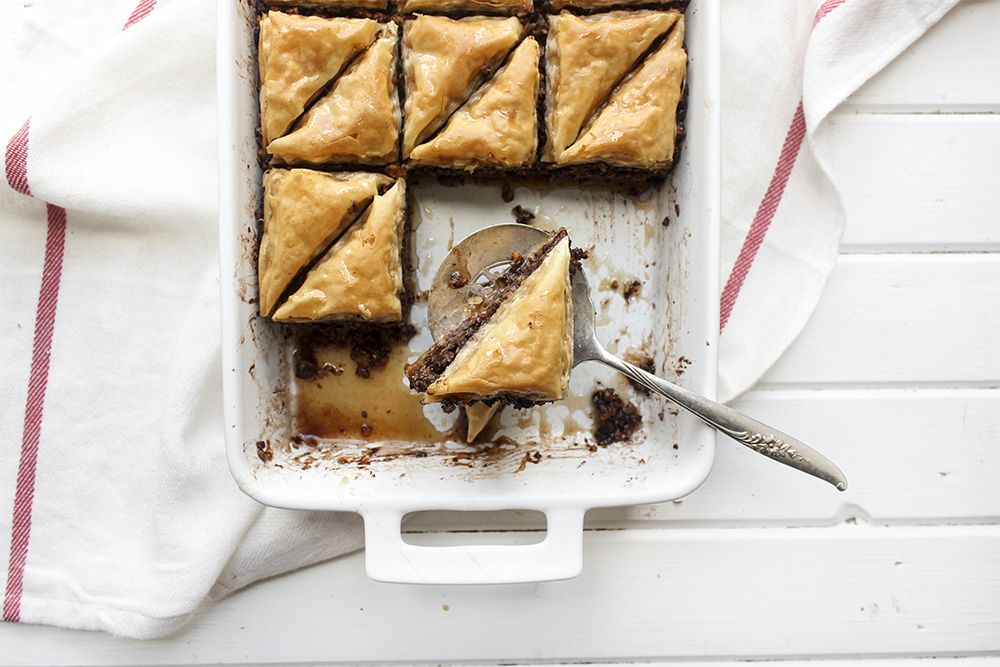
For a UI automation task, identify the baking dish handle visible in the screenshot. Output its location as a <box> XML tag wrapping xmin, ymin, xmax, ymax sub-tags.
<box><xmin>360</xmin><ymin>507</ymin><xmax>585</xmax><ymax>584</ymax></box>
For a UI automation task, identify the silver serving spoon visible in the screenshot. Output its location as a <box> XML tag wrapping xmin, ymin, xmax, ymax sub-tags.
<box><xmin>428</xmin><ymin>224</ymin><xmax>848</xmax><ymax>491</ymax></box>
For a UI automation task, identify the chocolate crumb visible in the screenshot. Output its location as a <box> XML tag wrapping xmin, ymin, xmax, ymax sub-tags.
<box><xmin>447</xmin><ymin>271</ymin><xmax>469</xmax><ymax>289</ymax></box>
<box><xmin>674</xmin><ymin>355</ymin><xmax>692</xmax><ymax>376</ymax></box>
<box><xmin>622</xmin><ymin>280</ymin><xmax>642</xmax><ymax>302</ymax></box>
<box><xmin>256</xmin><ymin>440</ymin><xmax>273</xmax><ymax>462</ymax></box>
<box><xmin>515</xmin><ymin>450</ymin><xmax>543</xmax><ymax>472</ymax></box>
<box><xmin>350</xmin><ymin>331</ymin><xmax>392</xmax><ymax>378</ymax></box>
<box><xmin>501</xmin><ymin>183</ymin><xmax>515</xmax><ymax>202</ymax></box>
<box><xmin>291</xmin><ymin>434</ymin><xmax>320</xmax><ymax>447</ymax></box>
<box><xmin>294</xmin><ymin>350</ymin><xmax>318</xmax><ymax>379</ymax></box>
<box><xmin>361</xmin><ymin>424</ymin><xmax>373</xmax><ymax>437</ymax></box>
<box><xmin>295</xmin><ymin>322</ymin><xmax>416</xmax><ymax>380</ymax></box>
<box><xmin>592</xmin><ymin>388</ymin><xmax>642</xmax><ymax>446</ymax></box>
<box><xmin>511</xmin><ymin>205</ymin><xmax>535</xmax><ymax>224</ymax></box>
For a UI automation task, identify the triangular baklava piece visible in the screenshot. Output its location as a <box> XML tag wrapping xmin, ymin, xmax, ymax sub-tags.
<box><xmin>258</xmin><ymin>12</ymin><xmax>380</xmax><ymax>146</ymax></box>
<box><xmin>402</xmin><ymin>15</ymin><xmax>523</xmax><ymax>157</ymax></box>
<box><xmin>268</xmin><ymin>23</ymin><xmax>400</xmax><ymax>165</ymax></box>
<box><xmin>258</xmin><ymin>169</ymin><xmax>392</xmax><ymax>318</ymax></box>
<box><xmin>408</xmin><ymin>37</ymin><xmax>539</xmax><ymax>170</ymax></box>
<box><xmin>273</xmin><ymin>179</ymin><xmax>407</xmax><ymax>323</ymax></box>
<box><xmin>543</xmin><ymin>10</ymin><xmax>679</xmax><ymax>163</ymax></box>
<box><xmin>561</xmin><ymin>17</ymin><xmax>686</xmax><ymax>167</ymax></box>
<box><xmin>407</xmin><ymin>229</ymin><xmax>574</xmax><ymax>406</ymax></box>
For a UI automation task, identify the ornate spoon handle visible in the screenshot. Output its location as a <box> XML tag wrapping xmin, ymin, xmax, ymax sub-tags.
<box><xmin>595</xmin><ymin>349</ymin><xmax>848</xmax><ymax>491</ymax></box>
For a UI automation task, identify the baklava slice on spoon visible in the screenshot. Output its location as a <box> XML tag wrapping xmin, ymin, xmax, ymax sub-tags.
<box><xmin>406</xmin><ymin>229</ymin><xmax>574</xmax><ymax>409</ymax></box>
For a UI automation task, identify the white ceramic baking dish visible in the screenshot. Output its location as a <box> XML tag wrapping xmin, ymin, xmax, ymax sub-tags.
<box><xmin>217</xmin><ymin>0</ymin><xmax>720</xmax><ymax>584</ymax></box>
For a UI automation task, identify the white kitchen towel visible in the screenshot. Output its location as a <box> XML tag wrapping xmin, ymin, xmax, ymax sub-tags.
<box><xmin>0</xmin><ymin>0</ymin><xmax>957</xmax><ymax>639</ymax></box>
<box><xmin>717</xmin><ymin>0</ymin><xmax>959</xmax><ymax>401</ymax></box>
<box><xmin>0</xmin><ymin>0</ymin><xmax>365</xmax><ymax>640</ymax></box>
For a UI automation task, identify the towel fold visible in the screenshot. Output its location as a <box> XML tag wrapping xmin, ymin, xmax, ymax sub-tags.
<box><xmin>718</xmin><ymin>0</ymin><xmax>958</xmax><ymax>400</ymax></box>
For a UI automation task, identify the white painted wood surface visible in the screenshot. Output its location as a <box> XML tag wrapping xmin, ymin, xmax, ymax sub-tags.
<box><xmin>1</xmin><ymin>0</ymin><xmax>998</xmax><ymax>664</ymax></box>
<box><xmin>830</xmin><ymin>115</ymin><xmax>999</xmax><ymax>250</ymax></box>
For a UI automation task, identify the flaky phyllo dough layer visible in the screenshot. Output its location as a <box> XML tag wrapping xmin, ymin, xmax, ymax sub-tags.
<box><xmin>258</xmin><ymin>12</ymin><xmax>380</xmax><ymax>147</ymax></box>
<box><xmin>401</xmin><ymin>15</ymin><xmax>525</xmax><ymax>158</ymax></box>
<box><xmin>273</xmin><ymin>178</ymin><xmax>407</xmax><ymax>323</ymax></box>
<box><xmin>545</xmin><ymin>10</ymin><xmax>686</xmax><ymax>167</ymax></box>
<box><xmin>258</xmin><ymin>169</ymin><xmax>393</xmax><ymax>318</ymax></box>
<box><xmin>422</xmin><ymin>235</ymin><xmax>574</xmax><ymax>403</ymax></box>
<box><xmin>260</xmin><ymin>13</ymin><xmax>400</xmax><ymax>165</ymax></box>
<box><xmin>407</xmin><ymin>36</ymin><xmax>540</xmax><ymax>170</ymax></box>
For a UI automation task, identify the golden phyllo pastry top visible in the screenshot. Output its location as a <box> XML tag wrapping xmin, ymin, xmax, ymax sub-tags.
<box><xmin>425</xmin><ymin>236</ymin><xmax>574</xmax><ymax>403</ymax></box>
<box><xmin>268</xmin><ymin>22</ymin><xmax>401</xmax><ymax>165</ymax></box>
<box><xmin>258</xmin><ymin>12</ymin><xmax>380</xmax><ymax>147</ymax></box>
<box><xmin>402</xmin><ymin>15</ymin><xmax>523</xmax><ymax>157</ymax></box>
<box><xmin>273</xmin><ymin>179</ymin><xmax>407</xmax><ymax>323</ymax></box>
<box><xmin>544</xmin><ymin>10</ymin><xmax>681</xmax><ymax>164</ymax></box>
<box><xmin>408</xmin><ymin>36</ymin><xmax>539</xmax><ymax>169</ymax></box>
<box><xmin>397</xmin><ymin>0</ymin><xmax>532</xmax><ymax>12</ymax></box>
<box><xmin>264</xmin><ymin>0</ymin><xmax>387</xmax><ymax>7</ymax></box>
<box><xmin>258</xmin><ymin>169</ymin><xmax>392</xmax><ymax>318</ymax></box>
<box><xmin>560</xmin><ymin>16</ymin><xmax>686</xmax><ymax>167</ymax></box>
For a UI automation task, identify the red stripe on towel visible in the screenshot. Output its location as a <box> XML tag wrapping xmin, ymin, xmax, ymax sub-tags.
<box><xmin>3</xmin><ymin>0</ymin><xmax>155</xmax><ymax>622</ymax></box>
<box><xmin>719</xmin><ymin>0</ymin><xmax>847</xmax><ymax>332</ymax></box>
<box><xmin>3</xmin><ymin>204</ymin><xmax>67</xmax><ymax>623</ymax></box>
<box><xmin>124</xmin><ymin>0</ymin><xmax>156</xmax><ymax>29</ymax></box>
<box><xmin>814</xmin><ymin>0</ymin><xmax>847</xmax><ymax>27</ymax></box>
<box><xmin>719</xmin><ymin>101</ymin><xmax>806</xmax><ymax>332</ymax></box>
<box><xmin>5</xmin><ymin>119</ymin><xmax>31</xmax><ymax>196</ymax></box>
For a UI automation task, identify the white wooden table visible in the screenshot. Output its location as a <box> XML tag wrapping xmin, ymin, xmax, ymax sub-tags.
<box><xmin>1</xmin><ymin>0</ymin><xmax>998</xmax><ymax>664</ymax></box>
